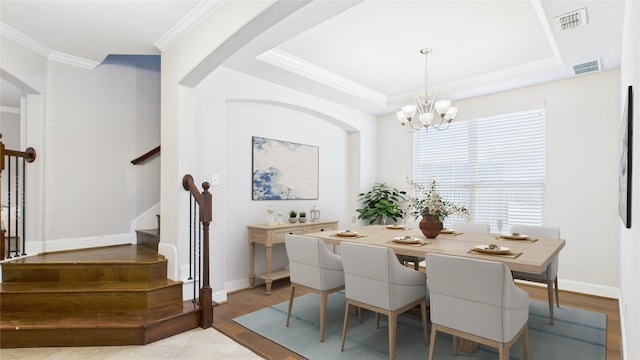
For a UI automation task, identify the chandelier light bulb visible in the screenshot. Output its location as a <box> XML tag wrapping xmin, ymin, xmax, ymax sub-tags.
<box><xmin>444</xmin><ymin>107</ymin><xmax>458</xmax><ymax>121</ymax></box>
<box><xmin>434</xmin><ymin>100</ymin><xmax>451</xmax><ymax>117</ymax></box>
<box><xmin>419</xmin><ymin>112</ymin><xmax>433</xmax><ymax>126</ymax></box>
<box><xmin>401</xmin><ymin>105</ymin><xmax>417</xmax><ymax>120</ymax></box>
<box><xmin>396</xmin><ymin>111</ymin><xmax>408</xmax><ymax>125</ymax></box>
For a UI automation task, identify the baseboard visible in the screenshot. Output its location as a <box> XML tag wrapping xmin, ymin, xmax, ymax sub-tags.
<box><xmin>179</xmin><ymin>278</ymin><xmax>228</xmax><ymax>304</ymax></box>
<box><xmin>25</xmin><ymin>233</ymin><xmax>135</xmax><ymax>255</ymax></box>
<box><xmin>226</xmin><ymin>278</ymin><xmax>251</xmax><ymax>294</ymax></box>
<box><xmin>516</xmin><ymin>278</ymin><xmax>620</xmax><ymax>299</ymax></box>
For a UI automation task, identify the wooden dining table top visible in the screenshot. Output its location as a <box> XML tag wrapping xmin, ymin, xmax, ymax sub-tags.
<box><xmin>305</xmin><ymin>224</ymin><xmax>565</xmax><ymax>275</ymax></box>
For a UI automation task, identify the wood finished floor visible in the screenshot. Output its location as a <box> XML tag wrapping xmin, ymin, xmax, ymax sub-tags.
<box><xmin>213</xmin><ymin>279</ymin><xmax>622</xmax><ymax>360</ymax></box>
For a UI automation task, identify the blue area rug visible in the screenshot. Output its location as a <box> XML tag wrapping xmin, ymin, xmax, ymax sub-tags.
<box><xmin>234</xmin><ymin>291</ymin><xmax>606</xmax><ymax>359</ymax></box>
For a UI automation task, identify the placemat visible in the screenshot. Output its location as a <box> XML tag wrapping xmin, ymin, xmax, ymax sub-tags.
<box><xmin>386</xmin><ymin>240</ymin><xmax>431</xmax><ymax>247</ymax></box>
<box><xmin>332</xmin><ymin>233</ymin><xmax>367</xmax><ymax>238</ymax></box>
<box><xmin>496</xmin><ymin>235</ymin><xmax>538</xmax><ymax>243</ymax></box>
<box><xmin>468</xmin><ymin>248</ymin><xmax>523</xmax><ymax>259</ymax></box>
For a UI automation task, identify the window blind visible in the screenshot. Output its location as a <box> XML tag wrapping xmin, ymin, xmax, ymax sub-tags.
<box><xmin>413</xmin><ymin>108</ymin><xmax>545</xmax><ymax>232</ymax></box>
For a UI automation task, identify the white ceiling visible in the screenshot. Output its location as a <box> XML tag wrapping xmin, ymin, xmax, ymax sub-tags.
<box><xmin>0</xmin><ymin>0</ymin><xmax>626</xmax><ymax>116</ymax></box>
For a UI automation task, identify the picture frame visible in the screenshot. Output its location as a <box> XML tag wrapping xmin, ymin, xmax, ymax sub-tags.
<box><xmin>619</xmin><ymin>85</ymin><xmax>633</xmax><ymax>228</ymax></box>
<box><xmin>252</xmin><ymin>136</ymin><xmax>319</xmax><ymax>200</ymax></box>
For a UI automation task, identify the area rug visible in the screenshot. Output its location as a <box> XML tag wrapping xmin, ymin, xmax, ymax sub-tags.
<box><xmin>233</xmin><ymin>291</ymin><xmax>606</xmax><ymax>359</ymax></box>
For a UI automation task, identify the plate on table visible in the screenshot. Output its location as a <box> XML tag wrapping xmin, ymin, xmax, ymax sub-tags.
<box><xmin>337</xmin><ymin>230</ymin><xmax>358</xmax><ymax>237</ymax></box>
<box><xmin>500</xmin><ymin>233</ymin><xmax>530</xmax><ymax>240</ymax></box>
<box><xmin>440</xmin><ymin>228</ymin><xmax>456</xmax><ymax>234</ymax></box>
<box><xmin>392</xmin><ymin>236</ymin><xmax>422</xmax><ymax>244</ymax></box>
<box><xmin>474</xmin><ymin>244</ymin><xmax>511</xmax><ymax>254</ymax></box>
<box><xmin>386</xmin><ymin>225</ymin><xmax>405</xmax><ymax>230</ymax></box>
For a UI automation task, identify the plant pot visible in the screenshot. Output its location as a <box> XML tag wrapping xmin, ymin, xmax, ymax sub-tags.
<box><xmin>289</xmin><ymin>217</ymin><xmax>297</xmax><ymax>223</ymax></box>
<box><xmin>419</xmin><ymin>215</ymin><xmax>443</xmax><ymax>238</ymax></box>
<box><xmin>298</xmin><ymin>217</ymin><xmax>307</xmax><ymax>223</ymax></box>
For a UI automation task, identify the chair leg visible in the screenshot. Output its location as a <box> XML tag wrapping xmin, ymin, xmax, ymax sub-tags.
<box><xmin>420</xmin><ymin>300</ymin><xmax>428</xmax><ymax>345</ymax></box>
<box><xmin>498</xmin><ymin>343</ymin><xmax>509</xmax><ymax>360</ymax></box>
<box><xmin>286</xmin><ymin>285</ymin><xmax>295</xmax><ymax>327</ymax></box>
<box><xmin>522</xmin><ymin>324</ymin><xmax>529</xmax><ymax>360</ymax></box>
<box><xmin>547</xmin><ymin>280</ymin><xmax>554</xmax><ymax>325</ymax></box>
<box><xmin>388</xmin><ymin>311</ymin><xmax>397</xmax><ymax>360</ymax></box>
<box><xmin>554</xmin><ymin>276</ymin><xmax>560</xmax><ymax>307</ymax></box>
<box><xmin>341</xmin><ymin>301</ymin><xmax>350</xmax><ymax>351</ymax></box>
<box><xmin>320</xmin><ymin>291</ymin><xmax>328</xmax><ymax>342</ymax></box>
<box><xmin>452</xmin><ymin>335</ymin><xmax>458</xmax><ymax>355</ymax></box>
<box><xmin>428</xmin><ymin>325</ymin><xmax>438</xmax><ymax>360</ymax></box>
<box><xmin>375</xmin><ymin>312</ymin><xmax>380</xmax><ymax>329</ymax></box>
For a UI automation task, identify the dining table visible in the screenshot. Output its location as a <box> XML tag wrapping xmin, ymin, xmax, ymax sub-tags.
<box><xmin>305</xmin><ymin>224</ymin><xmax>565</xmax><ymax>275</ymax></box>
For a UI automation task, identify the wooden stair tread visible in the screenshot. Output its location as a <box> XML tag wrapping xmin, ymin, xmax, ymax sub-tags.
<box><xmin>0</xmin><ymin>279</ymin><xmax>182</xmax><ymax>292</ymax></box>
<box><xmin>1</xmin><ymin>301</ymin><xmax>200</xmax><ymax>328</ymax></box>
<box><xmin>2</xmin><ymin>244</ymin><xmax>164</xmax><ymax>265</ymax></box>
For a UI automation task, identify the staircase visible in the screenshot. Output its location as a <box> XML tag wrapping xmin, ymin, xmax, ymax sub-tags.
<box><xmin>0</xmin><ymin>230</ymin><xmax>202</xmax><ymax>348</ymax></box>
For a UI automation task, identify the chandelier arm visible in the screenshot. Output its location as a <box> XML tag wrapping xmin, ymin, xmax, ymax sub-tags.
<box><xmin>404</xmin><ymin>119</ymin><xmax>424</xmax><ymax>132</ymax></box>
<box><xmin>431</xmin><ymin>118</ymin><xmax>451</xmax><ymax>131</ymax></box>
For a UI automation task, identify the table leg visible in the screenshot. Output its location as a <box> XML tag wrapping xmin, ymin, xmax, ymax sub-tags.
<box><xmin>265</xmin><ymin>245</ymin><xmax>273</xmax><ymax>295</ymax></box>
<box><xmin>249</xmin><ymin>242</ymin><xmax>256</xmax><ymax>288</ymax></box>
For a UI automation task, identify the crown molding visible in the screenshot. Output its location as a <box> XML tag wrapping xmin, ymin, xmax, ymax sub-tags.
<box><xmin>48</xmin><ymin>51</ymin><xmax>99</xmax><ymax>70</ymax></box>
<box><xmin>154</xmin><ymin>0</ymin><xmax>228</xmax><ymax>52</ymax></box>
<box><xmin>1</xmin><ymin>22</ymin><xmax>50</xmax><ymax>58</ymax></box>
<box><xmin>1</xmin><ymin>22</ymin><xmax>99</xmax><ymax>69</ymax></box>
<box><xmin>257</xmin><ymin>48</ymin><xmax>387</xmax><ymax>106</ymax></box>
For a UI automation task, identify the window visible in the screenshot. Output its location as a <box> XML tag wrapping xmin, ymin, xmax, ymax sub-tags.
<box><xmin>413</xmin><ymin>108</ymin><xmax>545</xmax><ymax>233</ymax></box>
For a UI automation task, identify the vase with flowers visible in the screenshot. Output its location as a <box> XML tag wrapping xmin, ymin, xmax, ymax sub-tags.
<box><xmin>406</xmin><ymin>178</ymin><xmax>469</xmax><ymax>238</ymax></box>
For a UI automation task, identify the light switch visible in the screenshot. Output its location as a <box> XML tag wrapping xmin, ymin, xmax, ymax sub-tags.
<box><xmin>211</xmin><ymin>173</ymin><xmax>220</xmax><ymax>186</ymax></box>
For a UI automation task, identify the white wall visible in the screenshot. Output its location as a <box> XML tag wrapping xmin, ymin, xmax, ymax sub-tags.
<box><xmin>619</xmin><ymin>1</ymin><xmax>640</xmax><ymax>359</ymax></box>
<box><xmin>193</xmin><ymin>66</ymin><xmax>376</xmax><ymax>301</ymax></box>
<box><xmin>40</xmin><ymin>56</ymin><xmax>160</xmax><ymax>249</ymax></box>
<box><xmin>378</xmin><ymin>70</ymin><xmax>621</xmax><ymax>298</ymax></box>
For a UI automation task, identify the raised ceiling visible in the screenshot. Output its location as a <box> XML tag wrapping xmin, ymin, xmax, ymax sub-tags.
<box><xmin>0</xmin><ymin>0</ymin><xmax>626</xmax><ymax>116</ymax></box>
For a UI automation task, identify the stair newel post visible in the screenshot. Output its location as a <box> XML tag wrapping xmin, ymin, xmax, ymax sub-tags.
<box><xmin>182</xmin><ymin>174</ymin><xmax>215</xmax><ymax>329</ymax></box>
<box><xmin>199</xmin><ymin>182</ymin><xmax>213</xmax><ymax>328</ymax></box>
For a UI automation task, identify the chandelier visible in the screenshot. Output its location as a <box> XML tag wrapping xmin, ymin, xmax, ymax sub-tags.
<box><xmin>396</xmin><ymin>48</ymin><xmax>458</xmax><ymax>132</ymax></box>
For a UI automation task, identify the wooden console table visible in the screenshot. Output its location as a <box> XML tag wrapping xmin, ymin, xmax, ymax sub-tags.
<box><xmin>248</xmin><ymin>220</ymin><xmax>338</xmax><ymax>294</ymax></box>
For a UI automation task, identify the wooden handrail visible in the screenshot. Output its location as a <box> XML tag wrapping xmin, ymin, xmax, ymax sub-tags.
<box><xmin>130</xmin><ymin>146</ymin><xmax>160</xmax><ymax>165</ymax></box>
<box><xmin>182</xmin><ymin>174</ymin><xmax>213</xmax><ymax>328</ymax></box>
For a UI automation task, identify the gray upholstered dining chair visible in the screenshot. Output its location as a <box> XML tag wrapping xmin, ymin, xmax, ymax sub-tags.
<box><xmin>510</xmin><ymin>224</ymin><xmax>561</xmax><ymax>325</ymax></box>
<box><xmin>284</xmin><ymin>234</ymin><xmax>345</xmax><ymax>342</ymax></box>
<box><xmin>451</xmin><ymin>222</ymin><xmax>490</xmax><ymax>233</ymax></box>
<box><xmin>340</xmin><ymin>241</ymin><xmax>428</xmax><ymax>360</ymax></box>
<box><xmin>426</xmin><ymin>253</ymin><xmax>529</xmax><ymax>360</ymax></box>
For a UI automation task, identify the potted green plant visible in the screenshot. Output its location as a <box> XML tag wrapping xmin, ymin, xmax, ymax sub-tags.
<box><xmin>356</xmin><ymin>183</ymin><xmax>406</xmax><ymax>225</ymax></box>
<box><xmin>289</xmin><ymin>210</ymin><xmax>298</xmax><ymax>223</ymax></box>
<box><xmin>298</xmin><ymin>211</ymin><xmax>307</xmax><ymax>223</ymax></box>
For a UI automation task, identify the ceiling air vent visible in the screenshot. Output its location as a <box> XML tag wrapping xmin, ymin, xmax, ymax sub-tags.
<box><xmin>555</xmin><ymin>8</ymin><xmax>588</xmax><ymax>31</ymax></box>
<box><xmin>572</xmin><ymin>59</ymin><xmax>601</xmax><ymax>75</ymax></box>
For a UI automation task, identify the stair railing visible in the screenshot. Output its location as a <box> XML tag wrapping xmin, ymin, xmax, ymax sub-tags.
<box><xmin>1</xmin><ymin>134</ymin><xmax>37</xmax><ymax>260</ymax></box>
<box><xmin>130</xmin><ymin>146</ymin><xmax>160</xmax><ymax>165</ymax></box>
<box><xmin>182</xmin><ymin>174</ymin><xmax>214</xmax><ymax>328</ymax></box>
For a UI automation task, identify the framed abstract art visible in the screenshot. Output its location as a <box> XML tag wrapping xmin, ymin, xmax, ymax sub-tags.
<box><xmin>252</xmin><ymin>136</ymin><xmax>319</xmax><ymax>200</ymax></box>
<box><xmin>619</xmin><ymin>85</ymin><xmax>633</xmax><ymax>228</ymax></box>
